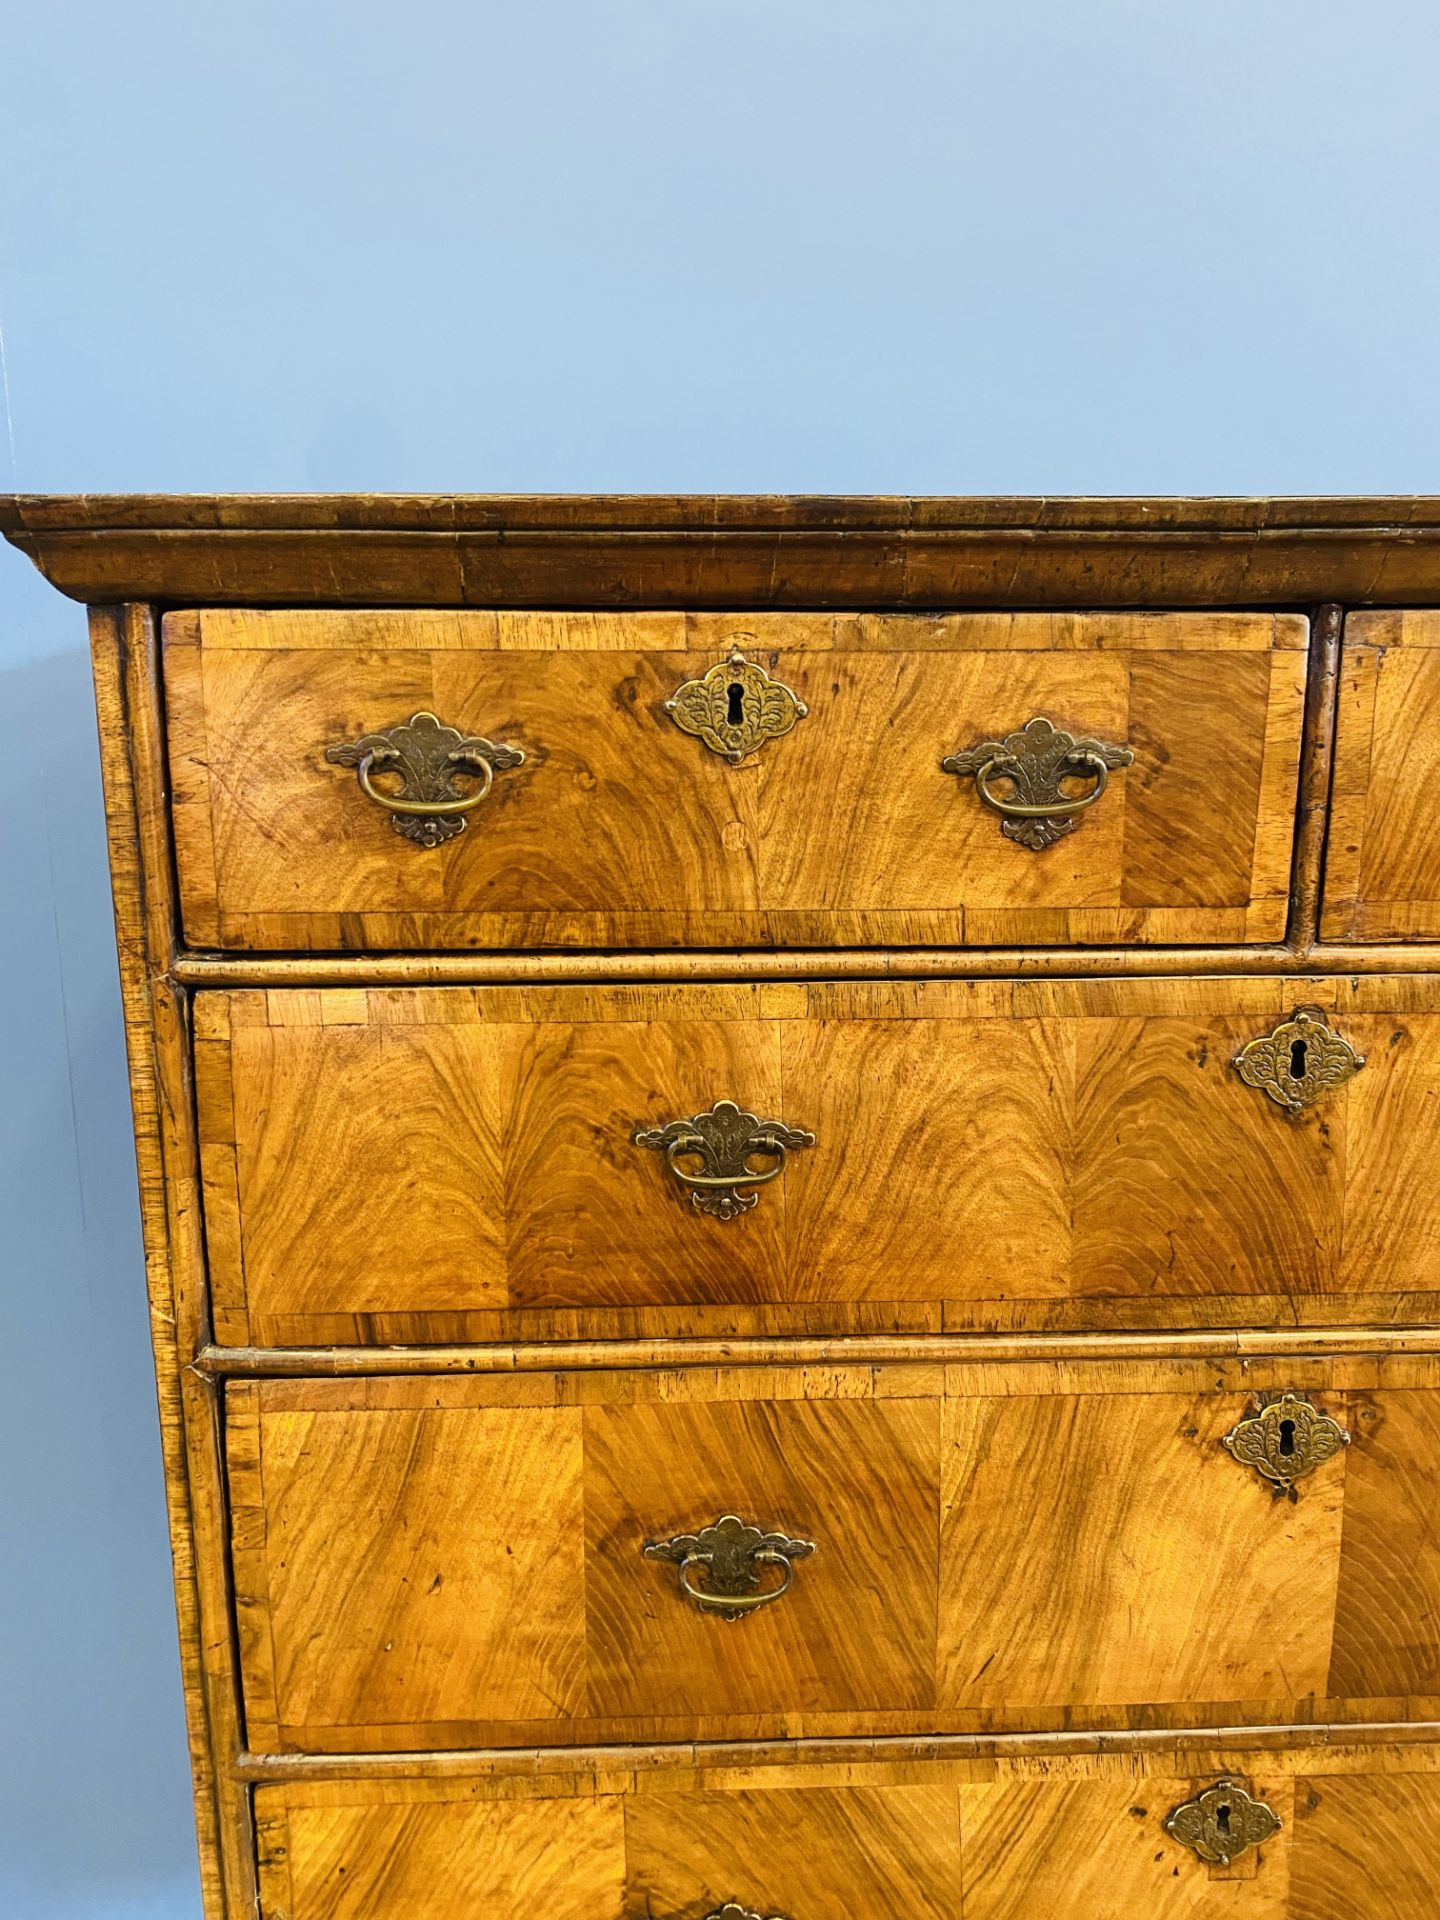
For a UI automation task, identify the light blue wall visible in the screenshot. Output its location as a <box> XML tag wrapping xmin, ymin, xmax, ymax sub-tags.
<box><xmin>2</xmin><ymin>4</ymin><xmax>1437</xmax><ymax>1913</ymax></box>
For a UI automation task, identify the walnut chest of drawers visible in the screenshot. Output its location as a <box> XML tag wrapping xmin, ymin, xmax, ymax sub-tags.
<box><xmin>9</xmin><ymin>493</ymin><xmax>1440</xmax><ymax>1919</ymax></box>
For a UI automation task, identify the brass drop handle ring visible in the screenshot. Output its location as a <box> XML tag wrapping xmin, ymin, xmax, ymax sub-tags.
<box><xmin>357</xmin><ymin>747</ymin><xmax>493</xmax><ymax>817</ymax></box>
<box><xmin>634</xmin><ymin>1101</ymin><xmax>815</xmax><ymax>1222</ymax></box>
<box><xmin>942</xmin><ymin>716</ymin><xmax>1133</xmax><ymax>850</ymax></box>
<box><xmin>644</xmin><ymin>1515</ymin><xmax>816</xmax><ymax>1622</ymax></box>
<box><xmin>664</xmin><ymin>1132</ymin><xmax>788</xmax><ymax>1195</ymax></box>
<box><xmin>678</xmin><ymin>1547</ymin><xmax>795</xmax><ymax>1615</ymax></box>
<box><xmin>326</xmin><ymin>711</ymin><xmax>525</xmax><ymax>848</ymax></box>
<box><xmin>974</xmin><ymin>748</ymin><xmax>1110</xmax><ymax>819</ymax></box>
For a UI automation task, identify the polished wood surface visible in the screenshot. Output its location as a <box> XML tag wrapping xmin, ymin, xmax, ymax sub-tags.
<box><xmin>163</xmin><ymin>608</ymin><xmax>1305</xmax><ymax>951</ymax></box>
<box><xmin>13</xmin><ymin>498</ymin><xmax>1440</xmax><ymax>1919</ymax></box>
<box><xmin>253</xmin><ymin>1744</ymin><xmax>1440</xmax><ymax>1919</ymax></box>
<box><xmin>228</xmin><ymin>1358</ymin><xmax>1440</xmax><ymax>1754</ymax></box>
<box><xmin>165</xmin><ymin>940</ymin><xmax>1440</xmax><ymax>984</ymax></box>
<box><xmin>87</xmin><ymin>611</ymin><xmax>256</xmax><ymax>1913</ymax></box>
<box><xmin>11</xmin><ymin>493</ymin><xmax>1440</xmax><ymax>607</ymax></box>
<box><xmin>1325</xmin><ymin>610</ymin><xmax>1440</xmax><ymax>941</ymax></box>
<box><xmin>197</xmin><ymin>977</ymin><xmax>1440</xmax><ymax>1345</ymax></box>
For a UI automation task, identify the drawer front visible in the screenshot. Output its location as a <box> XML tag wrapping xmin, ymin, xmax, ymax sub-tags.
<box><xmin>164</xmin><ymin>609</ymin><xmax>1306</xmax><ymax>951</ymax></box>
<box><xmin>199</xmin><ymin>978</ymin><xmax>1433</xmax><ymax>1346</ymax></box>
<box><xmin>253</xmin><ymin>1747</ymin><xmax>1440</xmax><ymax>1918</ymax></box>
<box><xmin>229</xmin><ymin>1360</ymin><xmax>1439</xmax><ymax>1753</ymax></box>
<box><xmin>1325</xmin><ymin>611</ymin><xmax>1440</xmax><ymax>940</ymax></box>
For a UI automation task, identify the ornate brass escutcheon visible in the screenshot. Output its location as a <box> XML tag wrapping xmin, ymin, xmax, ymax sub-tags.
<box><xmin>644</xmin><ymin>1515</ymin><xmax>816</xmax><ymax>1622</ymax></box>
<box><xmin>1165</xmin><ymin>1779</ymin><xmax>1282</xmax><ymax>1866</ymax></box>
<box><xmin>326</xmin><ymin>710</ymin><xmax>525</xmax><ymax>848</ymax></box>
<box><xmin>941</xmin><ymin>714</ymin><xmax>1133</xmax><ymax>850</ymax></box>
<box><xmin>663</xmin><ymin>647</ymin><xmax>808</xmax><ymax>762</ymax></box>
<box><xmin>703</xmin><ymin>1907</ymin><xmax>788</xmax><ymax>1920</ymax></box>
<box><xmin>633</xmin><ymin>1100</ymin><xmax>815</xmax><ymax>1221</ymax></box>
<box><xmin>1222</xmin><ymin>1392</ymin><xmax>1350</xmax><ymax>1500</ymax></box>
<box><xmin>1232</xmin><ymin>1006</ymin><xmax>1366</xmax><ymax>1113</ymax></box>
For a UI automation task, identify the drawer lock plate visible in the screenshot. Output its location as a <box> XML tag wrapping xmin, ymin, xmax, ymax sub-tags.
<box><xmin>1165</xmin><ymin>1779</ymin><xmax>1282</xmax><ymax>1866</ymax></box>
<box><xmin>1222</xmin><ymin>1392</ymin><xmax>1351</xmax><ymax>1499</ymax></box>
<box><xmin>663</xmin><ymin>648</ymin><xmax>808</xmax><ymax>763</ymax></box>
<box><xmin>1232</xmin><ymin>1007</ymin><xmax>1366</xmax><ymax>1113</ymax></box>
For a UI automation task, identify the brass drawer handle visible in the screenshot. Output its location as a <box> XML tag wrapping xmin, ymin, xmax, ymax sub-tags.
<box><xmin>1222</xmin><ymin>1392</ymin><xmax>1350</xmax><ymax>1499</ymax></box>
<box><xmin>644</xmin><ymin>1514</ymin><xmax>816</xmax><ymax>1621</ymax></box>
<box><xmin>704</xmin><ymin>1907</ymin><xmax>787</xmax><ymax>1920</ymax></box>
<box><xmin>633</xmin><ymin>1099</ymin><xmax>815</xmax><ymax>1221</ymax></box>
<box><xmin>941</xmin><ymin>715</ymin><xmax>1133</xmax><ymax>850</ymax></box>
<box><xmin>326</xmin><ymin>711</ymin><xmax>525</xmax><ymax>848</ymax></box>
<box><xmin>1165</xmin><ymin>1780</ymin><xmax>1281</xmax><ymax>1866</ymax></box>
<box><xmin>664</xmin><ymin>647</ymin><xmax>808</xmax><ymax>762</ymax></box>
<box><xmin>1233</xmin><ymin>1007</ymin><xmax>1366</xmax><ymax>1113</ymax></box>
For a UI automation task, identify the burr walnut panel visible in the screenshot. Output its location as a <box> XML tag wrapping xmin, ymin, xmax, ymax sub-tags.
<box><xmin>254</xmin><ymin>1747</ymin><xmax>1440</xmax><ymax>1920</ymax></box>
<box><xmin>196</xmin><ymin>977</ymin><xmax>1440</xmax><ymax>1347</ymax></box>
<box><xmin>227</xmin><ymin>1359</ymin><xmax>1440</xmax><ymax>1755</ymax></box>
<box><xmin>163</xmin><ymin>608</ymin><xmax>1306</xmax><ymax>951</ymax></box>
<box><xmin>1325</xmin><ymin>611</ymin><xmax>1440</xmax><ymax>941</ymax></box>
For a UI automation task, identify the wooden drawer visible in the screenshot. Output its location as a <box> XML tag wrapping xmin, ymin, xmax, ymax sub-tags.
<box><xmin>198</xmin><ymin>977</ymin><xmax>1433</xmax><ymax>1347</ymax></box>
<box><xmin>164</xmin><ymin>609</ymin><xmax>1306</xmax><ymax>951</ymax></box>
<box><xmin>253</xmin><ymin>1745</ymin><xmax>1440</xmax><ymax>1919</ymax></box>
<box><xmin>1325</xmin><ymin>611</ymin><xmax>1440</xmax><ymax>940</ymax></box>
<box><xmin>228</xmin><ymin>1357</ymin><xmax>1440</xmax><ymax>1754</ymax></box>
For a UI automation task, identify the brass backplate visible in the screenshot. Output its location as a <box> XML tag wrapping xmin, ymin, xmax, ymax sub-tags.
<box><xmin>643</xmin><ymin>1514</ymin><xmax>816</xmax><ymax>1622</ymax></box>
<box><xmin>1232</xmin><ymin>1006</ymin><xmax>1366</xmax><ymax>1113</ymax></box>
<box><xmin>1222</xmin><ymin>1392</ymin><xmax>1350</xmax><ymax>1500</ymax></box>
<box><xmin>941</xmin><ymin>715</ymin><xmax>1133</xmax><ymax>849</ymax></box>
<box><xmin>326</xmin><ymin>710</ymin><xmax>524</xmax><ymax>847</ymax></box>
<box><xmin>663</xmin><ymin>648</ymin><xmax>808</xmax><ymax>762</ymax></box>
<box><xmin>1165</xmin><ymin>1779</ymin><xmax>1281</xmax><ymax>1866</ymax></box>
<box><xmin>633</xmin><ymin>1099</ymin><xmax>815</xmax><ymax>1221</ymax></box>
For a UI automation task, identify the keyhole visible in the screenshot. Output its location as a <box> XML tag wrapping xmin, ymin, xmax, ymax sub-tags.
<box><xmin>1289</xmin><ymin>1037</ymin><xmax>1309</xmax><ymax>1079</ymax></box>
<box><xmin>1216</xmin><ymin>1801</ymin><xmax>1232</xmax><ymax>1837</ymax></box>
<box><xmin>1278</xmin><ymin>1418</ymin><xmax>1297</xmax><ymax>1457</ymax></box>
<box><xmin>726</xmin><ymin>681</ymin><xmax>746</xmax><ymax>726</ymax></box>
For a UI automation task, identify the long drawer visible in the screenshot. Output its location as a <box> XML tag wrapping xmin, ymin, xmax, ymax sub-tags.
<box><xmin>163</xmin><ymin>608</ymin><xmax>1306</xmax><ymax>951</ymax></box>
<box><xmin>253</xmin><ymin>1742</ymin><xmax>1440</xmax><ymax>1918</ymax></box>
<box><xmin>228</xmin><ymin>1357</ymin><xmax>1440</xmax><ymax>1755</ymax></box>
<box><xmin>198</xmin><ymin>977</ymin><xmax>1436</xmax><ymax>1346</ymax></box>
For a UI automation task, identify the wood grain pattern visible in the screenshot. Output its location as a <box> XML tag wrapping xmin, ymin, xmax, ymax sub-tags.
<box><xmin>12</xmin><ymin>492</ymin><xmax>1440</xmax><ymax>608</ymax></box>
<box><xmin>32</xmin><ymin>507</ymin><xmax>1440</xmax><ymax>1920</ymax></box>
<box><xmin>228</xmin><ymin>1362</ymin><xmax>1440</xmax><ymax>1755</ymax></box>
<box><xmin>238</xmin><ymin>1725</ymin><xmax>1440</xmax><ymax>1782</ymax></box>
<box><xmin>196</xmin><ymin>977</ymin><xmax>1440</xmax><ymax>1346</ymax></box>
<box><xmin>163</xmin><ymin>609</ymin><xmax>1305</xmax><ymax>951</ymax></box>
<box><xmin>88</xmin><ymin>608</ymin><xmax>249</xmax><ymax>1917</ymax></box>
<box><xmin>1289</xmin><ymin>606</ymin><xmax>1344</xmax><ymax>949</ymax></box>
<box><xmin>167</xmin><ymin>941</ymin><xmax>1440</xmax><ymax>986</ymax></box>
<box><xmin>199</xmin><ymin>1324</ymin><xmax>1440</xmax><ymax>1377</ymax></box>
<box><xmin>252</xmin><ymin>1744</ymin><xmax>1440</xmax><ymax>1919</ymax></box>
<box><xmin>1323</xmin><ymin>610</ymin><xmax>1440</xmax><ymax>940</ymax></box>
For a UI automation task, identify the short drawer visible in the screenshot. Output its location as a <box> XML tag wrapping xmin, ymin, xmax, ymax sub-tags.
<box><xmin>254</xmin><ymin>1746</ymin><xmax>1440</xmax><ymax>1919</ymax></box>
<box><xmin>1325</xmin><ymin>610</ymin><xmax>1440</xmax><ymax>940</ymax></box>
<box><xmin>198</xmin><ymin>977</ymin><xmax>1435</xmax><ymax>1347</ymax></box>
<box><xmin>164</xmin><ymin>608</ymin><xmax>1306</xmax><ymax>951</ymax></box>
<box><xmin>228</xmin><ymin>1358</ymin><xmax>1440</xmax><ymax>1754</ymax></box>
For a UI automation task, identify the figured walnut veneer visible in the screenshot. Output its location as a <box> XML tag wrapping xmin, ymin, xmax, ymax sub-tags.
<box><xmin>6</xmin><ymin>496</ymin><xmax>1440</xmax><ymax>1920</ymax></box>
<box><xmin>162</xmin><ymin>607</ymin><xmax>1305</xmax><ymax>952</ymax></box>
